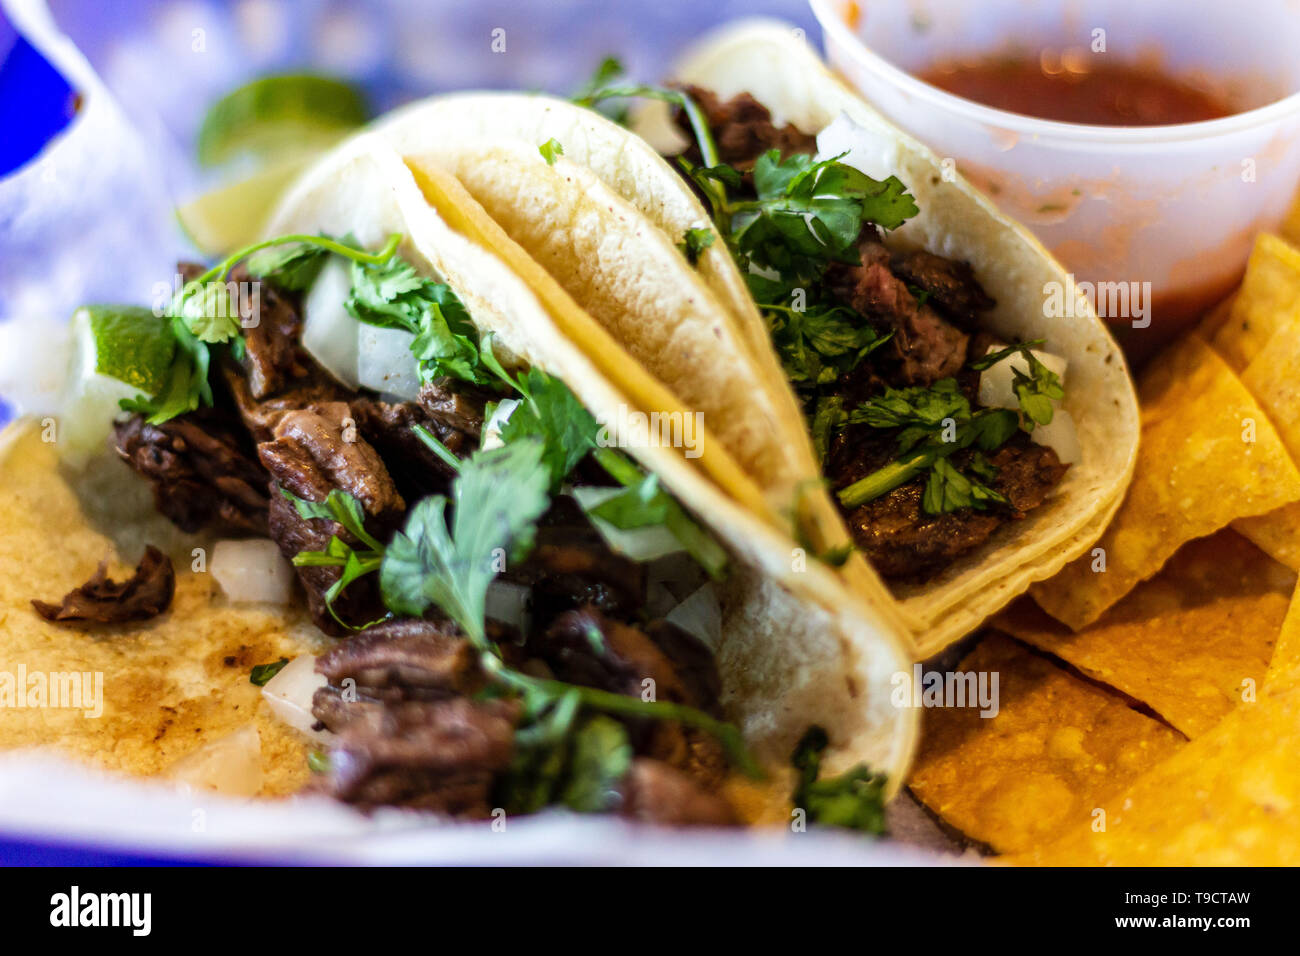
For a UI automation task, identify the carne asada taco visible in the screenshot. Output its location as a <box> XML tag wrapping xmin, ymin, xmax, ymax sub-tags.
<box><xmin>371</xmin><ymin>21</ymin><xmax>1140</xmax><ymax>654</ymax></box>
<box><xmin>1</xmin><ymin>133</ymin><xmax>916</xmax><ymax>828</ymax></box>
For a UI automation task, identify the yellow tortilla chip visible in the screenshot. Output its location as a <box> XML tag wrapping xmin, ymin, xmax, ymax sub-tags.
<box><xmin>1233</xmin><ymin>503</ymin><xmax>1300</xmax><ymax>572</ymax></box>
<box><xmin>907</xmin><ymin>634</ymin><xmax>1185</xmax><ymax>854</ymax></box>
<box><xmin>1208</xmin><ymin>233</ymin><xmax>1300</xmax><ymax>372</ymax></box>
<box><xmin>1266</xmin><ymin>584</ymin><xmax>1300</xmax><ymax>693</ymax></box>
<box><xmin>998</xmin><ymin>530</ymin><xmax>1294</xmax><ymax>737</ymax></box>
<box><xmin>1014</xmin><ymin>679</ymin><xmax>1300</xmax><ymax>865</ymax></box>
<box><xmin>1031</xmin><ymin>335</ymin><xmax>1300</xmax><ymax>630</ymax></box>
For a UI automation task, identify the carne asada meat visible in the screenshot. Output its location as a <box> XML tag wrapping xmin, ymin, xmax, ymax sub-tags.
<box><xmin>843</xmin><ymin>434</ymin><xmax>1068</xmax><ymax>581</ymax></box>
<box><xmin>350</xmin><ymin>379</ymin><xmax>487</xmax><ymax>501</ymax></box>
<box><xmin>314</xmin><ymin>619</ymin><xmax>481</xmax><ymax>707</ymax></box>
<box><xmin>113</xmin><ymin>410</ymin><xmax>270</xmax><ymax>534</ymax></box>
<box><xmin>259</xmin><ymin>402</ymin><xmax>404</xmax><ymax>633</ymax></box>
<box><xmin>540</xmin><ymin>607</ymin><xmax>728</xmax><ymax>789</ymax></box>
<box><xmin>890</xmin><ymin>247</ymin><xmax>996</xmax><ymax>328</ymax></box>
<box><xmin>676</xmin><ymin>84</ymin><xmax>819</xmax><ymax>176</ymax></box>
<box><xmin>32</xmin><ymin>545</ymin><xmax>175</xmax><ymax>624</ymax></box>
<box><xmin>825</xmin><ymin>237</ymin><xmax>971</xmax><ymax>387</ymax></box>
<box><xmin>315</xmin><ymin>696</ymin><xmax>520</xmax><ymax>813</ymax></box>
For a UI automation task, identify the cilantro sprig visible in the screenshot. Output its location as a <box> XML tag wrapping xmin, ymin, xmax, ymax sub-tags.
<box><xmin>377</xmin><ymin>438</ymin><xmax>757</xmax><ymax>777</ymax></box>
<box><xmin>968</xmin><ymin>340</ymin><xmax>1064</xmax><ymax>430</ymax></box>
<box><xmin>281</xmin><ymin>487</ymin><xmax>390</xmax><ymax>630</ymax></box>
<box><xmin>835</xmin><ymin>379</ymin><xmax>1017</xmax><ymax>513</ymax></box>
<box><xmin>118</xmin><ymin>233</ymin><xmax>402</xmax><ymax>425</ymax></box>
<box><xmin>791</xmin><ymin>726</ymin><xmax>887</xmax><ymax>834</ymax></box>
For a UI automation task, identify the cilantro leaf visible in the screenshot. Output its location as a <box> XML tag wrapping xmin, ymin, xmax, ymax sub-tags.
<box><xmin>496</xmin><ymin>369</ymin><xmax>599</xmax><ymax>490</ymax></box>
<box><xmin>559</xmin><ymin>715</ymin><xmax>633</xmax><ymax>813</ymax></box>
<box><xmin>281</xmin><ymin>488</ymin><xmax>387</xmax><ymax>629</ymax></box>
<box><xmin>791</xmin><ymin>726</ymin><xmax>888</xmax><ymax>835</ymax></box>
<box><xmin>249</xmin><ymin>658</ymin><xmax>289</xmax><ymax>686</ymax></box>
<box><xmin>922</xmin><ymin>456</ymin><xmax>1008</xmax><ymax>514</ymax></box>
<box><xmin>345</xmin><ymin>254</ymin><xmax>493</xmax><ymax>386</ymax></box>
<box><xmin>539</xmin><ymin>138</ymin><xmax>564</xmax><ymax>165</ymax></box>
<box><xmin>677</xmin><ymin>226</ymin><xmax>716</xmax><ymax>266</ymax></box>
<box><xmin>245</xmin><ymin>242</ymin><xmax>329</xmax><ymax>290</ymax></box>
<box><xmin>379</xmin><ymin>439</ymin><xmax>551</xmax><ymax>644</ymax></box>
<box><xmin>968</xmin><ymin>341</ymin><xmax>1065</xmax><ymax>429</ymax></box>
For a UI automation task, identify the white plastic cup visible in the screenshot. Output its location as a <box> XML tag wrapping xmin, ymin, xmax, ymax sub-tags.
<box><xmin>812</xmin><ymin>0</ymin><xmax>1300</xmax><ymax>354</ymax></box>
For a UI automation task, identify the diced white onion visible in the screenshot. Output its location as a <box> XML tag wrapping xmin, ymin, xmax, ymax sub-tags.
<box><xmin>486</xmin><ymin>579</ymin><xmax>531</xmax><ymax>632</ymax></box>
<box><xmin>569</xmin><ymin>486</ymin><xmax>684</xmax><ymax>563</ymax></box>
<box><xmin>482</xmin><ymin>398</ymin><xmax>521</xmax><ymax>450</ymax></box>
<box><xmin>211</xmin><ymin>539</ymin><xmax>294</xmax><ymax>605</ymax></box>
<box><xmin>977</xmin><ymin>344</ymin><xmax>1068</xmax><ymax>412</ymax></box>
<box><xmin>815</xmin><ymin>111</ymin><xmax>895</xmax><ymax>181</ymax></box>
<box><xmin>165</xmin><ymin>724</ymin><xmax>264</xmax><ymax>796</ymax></box>
<box><xmin>664</xmin><ymin>583</ymin><xmax>722</xmax><ymax>651</ymax></box>
<box><xmin>302</xmin><ymin>257</ymin><xmax>359</xmax><ymax>389</ymax></box>
<box><xmin>1031</xmin><ymin>407</ymin><xmax>1081</xmax><ymax>466</ymax></box>
<box><xmin>261</xmin><ymin>655</ymin><xmax>329</xmax><ymax>741</ymax></box>
<box><xmin>358</xmin><ymin>324</ymin><xmax>420</xmax><ymax>400</ymax></box>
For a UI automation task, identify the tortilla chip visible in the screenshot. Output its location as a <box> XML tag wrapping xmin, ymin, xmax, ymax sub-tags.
<box><xmin>0</xmin><ymin>425</ymin><xmax>322</xmax><ymax>795</ymax></box>
<box><xmin>907</xmin><ymin>634</ymin><xmax>1185</xmax><ymax>854</ymax></box>
<box><xmin>1013</xmin><ymin>680</ymin><xmax>1300</xmax><ymax>865</ymax></box>
<box><xmin>998</xmin><ymin>530</ymin><xmax>1294</xmax><ymax>737</ymax></box>
<box><xmin>1233</xmin><ymin>503</ymin><xmax>1300</xmax><ymax>572</ymax></box>
<box><xmin>1031</xmin><ymin>335</ymin><xmax>1300</xmax><ymax>630</ymax></box>
<box><xmin>1207</xmin><ymin>233</ymin><xmax>1300</xmax><ymax>372</ymax></box>
<box><xmin>1266</xmin><ymin>584</ymin><xmax>1300</xmax><ymax>693</ymax></box>
<box><xmin>1282</xmin><ymin>188</ymin><xmax>1300</xmax><ymax>248</ymax></box>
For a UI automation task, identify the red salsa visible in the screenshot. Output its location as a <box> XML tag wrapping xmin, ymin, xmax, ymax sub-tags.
<box><xmin>918</xmin><ymin>55</ymin><xmax>1235</xmax><ymax>126</ymax></box>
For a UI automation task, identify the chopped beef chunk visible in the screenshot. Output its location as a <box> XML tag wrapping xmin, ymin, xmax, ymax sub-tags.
<box><xmin>229</xmin><ymin>264</ymin><xmax>325</xmax><ymax>401</ymax></box>
<box><xmin>32</xmin><ymin>545</ymin><xmax>175</xmax><ymax>624</ymax></box>
<box><xmin>540</xmin><ymin>607</ymin><xmax>727</xmax><ymax>790</ymax></box>
<box><xmin>313</xmin><ymin>697</ymin><xmax>520</xmax><ymax>814</ymax></box>
<box><xmin>619</xmin><ymin>758</ymin><xmax>736</xmax><ymax>827</ymax></box>
<box><xmin>350</xmin><ymin>379</ymin><xmax>487</xmax><ymax>501</ymax></box>
<box><xmin>258</xmin><ymin>402</ymin><xmax>404</xmax><ymax>633</ymax></box>
<box><xmin>211</xmin><ymin>265</ymin><xmax>349</xmax><ymax>441</ymax></box>
<box><xmin>890</xmin><ymin>247</ymin><xmax>996</xmax><ymax>327</ymax></box>
<box><xmin>113</xmin><ymin>410</ymin><xmax>269</xmax><ymax>534</ymax></box>
<box><xmin>843</xmin><ymin>434</ymin><xmax>1068</xmax><ymax>581</ymax></box>
<box><xmin>315</xmin><ymin>619</ymin><xmax>480</xmax><ymax>705</ymax></box>
<box><xmin>503</xmin><ymin>498</ymin><xmax>646</xmax><ymax>627</ymax></box>
<box><xmin>826</xmin><ymin>237</ymin><xmax>970</xmax><ymax>386</ymax></box>
<box><xmin>260</xmin><ymin>402</ymin><xmax>405</xmax><ymax>515</ymax></box>
<box><xmin>675</xmin><ymin>85</ymin><xmax>819</xmax><ymax>176</ymax></box>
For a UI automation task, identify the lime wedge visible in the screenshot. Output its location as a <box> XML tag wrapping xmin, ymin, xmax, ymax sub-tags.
<box><xmin>59</xmin><ymin>306</ymin><xmax>176</xmax><ymax>467</ymax></box>
<box><xmin>76</xmin><ymin>305</ymin><xmax>175</xmax><ymax>394</ymax></box>
<box><xmin>197</xmin><ymin>74</ymin><xmax>368</xmax><ymax>168</ymax></box>
<box><xmin>177</xmin><ymin>154</ymin><xmax>313</xmax><ymax>256</ymax></box>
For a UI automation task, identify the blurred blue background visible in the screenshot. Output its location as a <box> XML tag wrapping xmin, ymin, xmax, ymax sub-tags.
<box><xmin>45</xmin><ymin>0</ymin><xmax>818</xmax><ymax>185</ymax></box>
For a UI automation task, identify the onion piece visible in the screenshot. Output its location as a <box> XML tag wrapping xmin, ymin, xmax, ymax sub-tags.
<box><xmin>165</xmin><ymin>725</ymin><xmax>264</xmax><ymax>796</ymax></box>
<box><xmin>485</xmin><ymin>579</ymin><xmax>531</xmax><ymax>633</ymax></box>
<box><xmin>358</xmin><ymin>324</ymin><xmax>420</xmax><ymax>400</ymax></box>
<box><xmin>211</xmin><ymin>539</ymin><xmax>294</xmax><ymax>604</ymax></box>
<box><xmin>301</xmin><ymin>257</ymin><xmax>359</xmax><ymax>389</ymax></box>
<box><xmin>815</xmin><ymin>111</ymin><xmax>896</xmax><ymax>181</ymax></box>
<box><xmin>1030</xmin><ymin>407</ymin><xmax>1081</xmax><ymax>466</ymax></box>
<box><xmin>482</xmin><ymin>398</ymin><xmax>521</xmax><ymax>450</ymax></box>
<box><xmin>569</xmin><ymin>486</ymin><xmax>684</xmax><ymax>563</ymax></box>
<box><xmin>261</xmin><ymin>655</ymin><xmax>329</xmax><ymax>741</ymax></box>
<box><xmin>665</xmin><ymin>583</ymin><xmax>722</xmax><ymax>651</ymax></box>
<box><xmin>977</xmin><ymin>343</ymin><xmax>1068</xmax><ymax>412</ymax></box>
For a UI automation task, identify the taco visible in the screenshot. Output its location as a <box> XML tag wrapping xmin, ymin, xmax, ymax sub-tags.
<box><xmin>371</xmin><ymin>21</ymin><xmax>1140</xmax><ymax>654</ymax></box>
<box><xmin>1</xmin><ymin>133</ymin><xmax>915</xmax><ymax>828</ymax></box>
